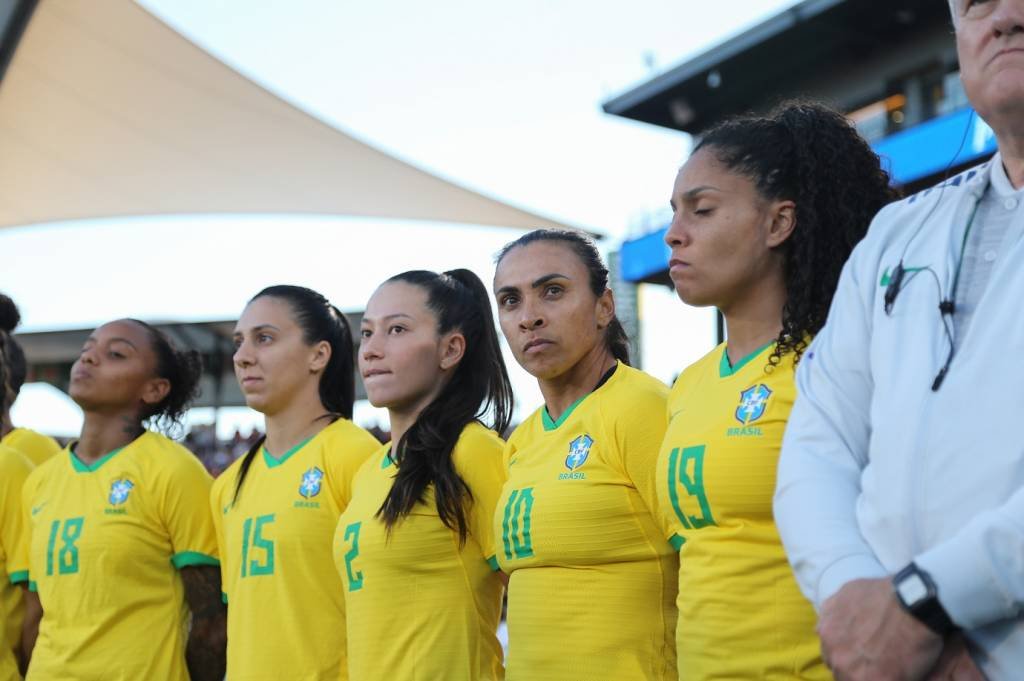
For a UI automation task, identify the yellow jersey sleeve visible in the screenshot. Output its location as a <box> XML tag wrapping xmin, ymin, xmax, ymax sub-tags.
<box><xmin>2</xmin><ymin>428</ymin><xmax>61</xmax><ymax>467</ymax></box>
<box><xmin>322</xmin><ymin>419</ymin><xmax>382</xmax><ymax>511</ymax></box>
<box><xmin>453</xmin><ymin>424</ymin><xmax>506</xmax><ymax>568</ymax></box>
<box><xmin>209</xmin><ymin>467</ymin><xmax>236</xmax><ymax>605</ymax></box>
<box><xmin>606</xmin><ymin>379</ymin><xmax>669</xmax><ymax>518</ymax></box>
<box><xmin>0</xmin><ymin>446</ymin><xmax>32</xmax><ymax>583</ymax></box>
<box><xmin>0</xmin><ymin>446</ymin><xmax>32</xmax><ymax>681</ymax></box>
<box><xmin>158</xmin><ymin>449</ymin><xmax>219</xmax><ymax>569</ymax></box>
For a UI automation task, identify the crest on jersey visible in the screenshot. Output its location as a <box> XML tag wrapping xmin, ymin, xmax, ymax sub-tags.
<box><xmin>735</xmin><ymin>384</ymin><xmax>772</xmax><ymax>425</ymax></box>
<box><xmin>565</xmin><ymin>434</ymin><xmax>593</xmax><ymax>471</ymax></box>
<box><xmin>299</xmin><ymin>467</ymin><xmax>324</xmax><ymax>499</ymax></box>
<box><xmin>108</xmin><ymin>479</ymin><xmax>135</xmax><ymax>505</ymax></box>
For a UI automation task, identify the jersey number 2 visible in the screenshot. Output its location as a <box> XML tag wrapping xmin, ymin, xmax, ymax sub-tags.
<box><xmin>342</xmin><ymin>522</ymin><xmax>363</xmax><ymax>592</ymax></box>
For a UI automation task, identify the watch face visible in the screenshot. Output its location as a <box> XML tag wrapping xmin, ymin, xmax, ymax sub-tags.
<box><xmin>897</xmin><ymin>573</ymin><xmax>929</xmax><ymax>605</ymax></box>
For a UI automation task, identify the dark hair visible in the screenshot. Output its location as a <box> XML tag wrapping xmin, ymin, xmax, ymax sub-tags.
<box><xmin>376</xmin><ymin>269</ymin><xmax>514</xmax><ymax>546</ymax></box>
<box><xmin>233</xmin><ymin>285</ymin><xmax>356</xmax><ymax>502</ymax></box>
<box><xmin>495</xmin><ymin>229</ymin><xmax>631</xmax><ymax>365</ymax></box>
<box><xmin>125</xmin><ymin>319</ymin><xmax>203</xmax><ymax>433</ymax></box>
<box><xmin>694</xmin><ymin>101</ymin><xmax>899</xmax><ymax>365</ymax></box>
<box><xmin>0</xmin><ymin>294</ymin><xmax>19</xmax><ymax>415</ymax></box>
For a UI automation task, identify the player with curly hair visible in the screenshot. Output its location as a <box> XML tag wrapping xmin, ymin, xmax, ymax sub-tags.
<box><xmin>19</xmin><ymin>319</ymin><xmax>226</xmax><ymax>681</ymax></box>
<box><xmin>654</xmin><ymin>101</ymin><xmax>898</xmax><ymax>679</ymax></box>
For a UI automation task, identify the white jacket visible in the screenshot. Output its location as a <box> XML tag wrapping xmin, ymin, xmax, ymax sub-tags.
<box><xmin>775</xmin><ymin>153</ymin><xmax>1024</xmax><ymax>679</ymax></box>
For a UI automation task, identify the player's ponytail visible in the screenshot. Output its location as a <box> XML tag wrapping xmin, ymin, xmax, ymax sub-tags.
<box><xmin>376</xmin><ymin>269</ymin><xmax>513</xmax><ymax>546</ymax></box>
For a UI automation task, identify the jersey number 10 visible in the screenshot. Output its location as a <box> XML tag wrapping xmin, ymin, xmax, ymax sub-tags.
<box><xmin>501</xmin><ymin>487</ymin><xmax>535</xmax><ymax>561</ymax></box>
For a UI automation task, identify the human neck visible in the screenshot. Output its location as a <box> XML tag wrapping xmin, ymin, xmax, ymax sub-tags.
<box><xmin>995</xmin><ymin>126</ymin><xmax>1024</xmax><ymax>188</ymax></box>
<box><xmin>1</xmin><ymin>412</ymin><xmax>12</xmax><ymax>438</ymax></box>
<box><xmin>721</xmin><ymin>285</ymin><xmax>785</xmax><ymax>366</ymax></box>
<box><xmin>538</xmin><ymin>345</ymin><xmax>617</xmax><ymax>422</ymax></box>
<box><xmin>263</xmin><ymin>393</ymin><xmax>331</xmax><ymax>456</ymax></box>
<box><xmin>387</xmin><ymin>381</ymin><xmax>447</xmax><ymax>452</ymax></box>
<box><xmin>76</xmin><ymin>412</ymin><xmax>144</xmax><ymax>463</ymax></box>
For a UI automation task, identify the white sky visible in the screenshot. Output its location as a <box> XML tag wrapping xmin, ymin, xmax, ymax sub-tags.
<box><xmin>3</xmin><ymin>0</ymin><xmax>799</xmax><ymax>435</ymax></box>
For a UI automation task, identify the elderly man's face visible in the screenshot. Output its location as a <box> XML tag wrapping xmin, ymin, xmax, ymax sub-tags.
<box><xmin>954</xmin><ymin>0</ymin><xmax>1024</xmax><ymax>124</ymax></box>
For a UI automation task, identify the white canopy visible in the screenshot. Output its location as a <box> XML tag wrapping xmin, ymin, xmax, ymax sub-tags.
<box><xmin>0</xmin><ymin>0</ymin><xmax>579</xmax><ymax>232</ymax></box>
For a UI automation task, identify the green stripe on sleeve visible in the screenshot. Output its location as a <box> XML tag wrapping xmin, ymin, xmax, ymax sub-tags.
<box><xmin>486</xmin><ymin>555</ymin><xmax>500</xmax><ymax>572</ymax></box>
<box><xmin>669</xmin><ymin>534</ymin><xmax>686</xmax><ymax>551</ymax></box>
<box><xmin>221</xmin><ymin>592</ymin><xmax>228</xmax><ymax>604</ymax></box>
<box><xmin>170</xmin><ymin>551</ymin><xmax>220</xmax><ymax>569</ymax></box>
<box><xmin>28</xmin><ymin>581</ymin><xmax>37</xmax><ymax>593</ymax></box>
<box><xmin>8</xmin><ymin>570</ymin><xmax>29</xmax><ymax>585</ymax></box>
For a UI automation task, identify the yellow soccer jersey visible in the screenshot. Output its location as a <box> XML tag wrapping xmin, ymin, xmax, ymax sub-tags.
<box><xmin>495</xmin><ymin>363</ymin><xmax>677</xmax><ymax>681</ymax></box>
<box><xmin>334</xmin><ymin>421</ymin><xmax>506</xmax><ymax>681</ymax></box>
<box><xmin>22</xmin><ymin>431</ymin><xmax>218</xmax><ymax>681</ymax></box>
<box><xmin>211</xmin><ymin>417</ymin><xmax>379</xmax><ymax>681</ymax></box>
<box><xmin>0</xmin><ymin>445</ymin><xmax>32</xmax><ymax>681</ymax></box>
<box><xmin>655</xmin><ymin>342</ymin><xmax>827</xmax><ymax>680</ymax></box>
<box><xmin>1</xmin><ymin>430</ymin><xmax>60</xmax><ymax>468</ymax></box>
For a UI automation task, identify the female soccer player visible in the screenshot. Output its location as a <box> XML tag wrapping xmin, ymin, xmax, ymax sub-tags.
<box><xmin>20</xmin><ymin>318</ymin><xmax>225</xmax><ymax>681</ymax></box>
<box><xmin>656</xmin><ymin>102</ymin><xmax>897</xmax><ymax>679</ymax></box>
<box><xmin>0</xmin><ymin>294</ymin><xmax>61</xmax><ymax>466</ymax></box>
<box><xmin>492</xmin><ymin>230</ymin><xmax>677</xmax><ymax>681</ymax></box>
<box><xmin>211</xmin><ymin>285</ymin><xmax>379</xmax><ymax>681</ymax></box>
<box><xmin>335</xmin><ymin>269</ymin><xmax>512</xmax><ymax>681</ymax></box>
<box><xmin>0</xmin><ymin>298</ymin><xmax>33</xmax><ymax>679</ymax></box>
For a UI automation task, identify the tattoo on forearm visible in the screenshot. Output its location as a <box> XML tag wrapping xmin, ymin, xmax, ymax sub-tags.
<box><xmin>181</xmin><ymin>565</ymin><xmax>227</xmax><ymax>681</ymax></box>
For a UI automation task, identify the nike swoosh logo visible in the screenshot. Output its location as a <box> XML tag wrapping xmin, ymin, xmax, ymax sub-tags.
<box><xmin>669</xmin><ymin>409</ymin><xmax>685</xmax><ymax>422</ymax></box>
<box><xmin>31</xmin><ymin>504</ymin><xmax>46</xmax><ymax>516</ymax></box>
<box><xmin>880</xmin><ymin>266</ymin><xmax>926</xmax><ymax>287</ymax></box>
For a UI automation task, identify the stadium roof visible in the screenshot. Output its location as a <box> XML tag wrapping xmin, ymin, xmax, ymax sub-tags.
<box><xmin>602</xmin><ymin>0</ymin><xmax>951</xmax><ymax>134</ymax></box>
<box><xmin>0</xmin><ymin>0</ymin><xmax>582</xmax><ymax>232</ymax></box>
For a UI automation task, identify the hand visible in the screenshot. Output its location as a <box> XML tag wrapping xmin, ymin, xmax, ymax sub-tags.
<box><xmin>818</xmin><ymin>577</ymin><xmax>944</xmax><ymax>681</ymax></box>
<box><xmin>925</xmin><ymin>635</ymin><xmax>986</xmax><ymax>681</ymax></box>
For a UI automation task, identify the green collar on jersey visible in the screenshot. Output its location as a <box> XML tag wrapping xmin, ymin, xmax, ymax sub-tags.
<box><xmin>541</xmin><ymin>363</ymin><xmax>619</xmax><ymax>431</ymax></box>
<box><xmin>542</xmin><ymin>393</ymin><xmax>588</xmax><ymax>431</ymax></box>
<box><xmin>70</xmin><ymin>446</ymin><xmax>125</xmax><ymax>473</ymax></box>
<box><xmin>719</xmin><ymin>341</ymin><xmax>775</xmax><ymax>378</ymax></box>
<box><xmin>262</xmin><ymin>436</ymin><xmax>313</xmax><ymax>469</ymax></box>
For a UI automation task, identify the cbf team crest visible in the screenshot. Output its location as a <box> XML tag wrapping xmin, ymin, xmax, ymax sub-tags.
<box><xmin>299</xmin><ymin>467</ymin><xmax>324</xmax><ymax>499</ymax></box>
<box><xmin>566</xmin><ymin>434</ymin><xmax>593</xmax><ymax>471</ymax></box>
<box><xmin>108</xmin><ymin>479</ymin><xmax>135</xmax><ymax>505</ymax></box>
<box><xmin>735</xmin><ymin>384</ymin><xmax>772</xmax><ymax>425</ymax></box>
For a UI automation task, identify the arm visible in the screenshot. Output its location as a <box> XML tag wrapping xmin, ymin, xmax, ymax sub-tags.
<box><xmin>19</xmin><ymin>586</ymin><xmax>40</xmax><ymax>674</ymax></box>
<box><xmin>181</xmin><ymin>565</ymin><xmax>227</xmax><ymax>681</ymax></box>
<box><xmin>774</xmin><ymin>240</ymin><xmax>887</xmax><ymax>607</ymax></box>
<box><xmin>915</xmin><ymin>486</ymin><xmax>1024</xmax><ymax>630</ymax></box>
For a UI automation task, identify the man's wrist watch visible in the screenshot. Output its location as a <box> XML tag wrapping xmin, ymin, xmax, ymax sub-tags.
<box><xmin>892</xmin><ymin>563</ymin><xmax>957</xmax><ymax>636</ymax></box>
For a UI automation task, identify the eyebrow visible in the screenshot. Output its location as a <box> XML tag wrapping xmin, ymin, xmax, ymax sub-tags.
<box><xmin>106</xmin><ymin>337</ymin><xmax>138</xmax><ymax>349</ymax></box>
<box><xmin>361</xmin><ymin>313</ymin><xmax>415</xmax><ymax>324</ymax></box>
<box><xmin>495</xmin><ymin>273</ymin><xmax>571</xmax><ymax>297</ymax></box>
<box><xmin>683</xmin><ymin>185</ymin><xmax>721</xmax><ymax>200</ymax></box>
<box><xmin>232</xmin><ymin>323</ymin><xmax>281</xmax><ymax>336</ymax></box>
